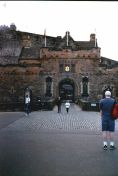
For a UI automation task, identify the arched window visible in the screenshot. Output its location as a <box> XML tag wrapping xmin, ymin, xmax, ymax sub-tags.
<box><xmin>45</xmin><ymin>77</ymin><xmax>52</xmax><ymax>97</ymax></box>
<box><xmin>82</xmin><ymin>77</ymin><xmax>89</xmax><ymax>97</ymax></box>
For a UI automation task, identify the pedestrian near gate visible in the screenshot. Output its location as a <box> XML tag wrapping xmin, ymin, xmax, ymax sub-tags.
<box><xmin>65</xmin><ymin>100</ymin><xmax>70</xmax><ymax>113</ymax></box>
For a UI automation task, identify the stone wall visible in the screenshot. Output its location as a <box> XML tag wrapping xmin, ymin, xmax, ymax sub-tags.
<box><xmin>0</xmin><ymin>54</ymin><xmax>118</xmax><ymax>104</ymax></box>
<box><xmin>0</xmin><ymin>26</ymin><xmax>118</xmax><ymax>110</ymax></box>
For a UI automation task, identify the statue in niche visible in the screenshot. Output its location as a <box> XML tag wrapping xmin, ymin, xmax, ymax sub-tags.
<box><xmin>45</xmin><ymin>77</ymin><xmax>52</xmax><ymax>97</ymax></box>
<box><xmin>83</xmin><ymin>82</ymin><xmax>88</xmax><ymax>96</ymax></box>
<box><xmin>82</xmin><ymin>77</ymin><xmax>89</xmax><ymax>97</ymax></box>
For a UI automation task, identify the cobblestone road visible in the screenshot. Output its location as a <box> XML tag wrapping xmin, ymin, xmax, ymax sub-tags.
<box><xmin>1</xmin><ymin>104</ymin><xmax>118</xmax><ymax>176</ymax></box>
<box><xmin>2</xmin><ymin>103</ymin><xmax>118</xmax><ymax>133</ymax></box>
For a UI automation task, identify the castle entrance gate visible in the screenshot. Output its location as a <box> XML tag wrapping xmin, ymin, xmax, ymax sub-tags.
<box><xmin>59</xmin><ymin>78</ymin><xmax>75</xmax><ymax>101</ymax></box>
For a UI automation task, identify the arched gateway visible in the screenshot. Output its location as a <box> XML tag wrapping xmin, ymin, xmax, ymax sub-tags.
<box><xmin>59</xmin><ymin>78</ymin><xmax>75</xmax><ymax>101</ymax></box>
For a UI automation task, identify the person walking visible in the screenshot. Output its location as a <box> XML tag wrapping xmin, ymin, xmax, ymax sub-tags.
<box><xmin>99</xmin><ymin>90</ymin><xmax>116</xmax><ymax>150</ymax></box>
<box><xmin>65</xmin><ymin>100</ymin><xmax>70</xmax><ymax>113</ymax></box>
<box><xmin>57</xmin><ymin>97</ymin><xmax>61</xmax><ymax>113</ymax></box>
<box><xmin>25</xmin><ymin>95</ymin><xmax>30</xmax><ymax>116</ymax></box>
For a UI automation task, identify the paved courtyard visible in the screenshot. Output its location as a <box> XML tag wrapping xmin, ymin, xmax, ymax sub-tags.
<box><xmin>0</xmin><ymin>104</ymin><xmax>118</xmax><ymax>176</ymax></box>
<box><xmin>1</xmin><ymin>103</ymin><xmax>118</xmax><ymax>133</ymax></box>
<box><xmin>0</xmin><ymin>103</ymin><xmax>103</xmax><ymax>133</ymax></box>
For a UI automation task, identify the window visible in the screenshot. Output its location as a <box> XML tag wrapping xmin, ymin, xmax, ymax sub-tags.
<box><xmin>59</xmin><ymin>64</ymin><xmax>63</xmax><ymax>73</ymax></box>
<box><xmin>71</xmin><ymin>64</ymin><xmax>75</xmax><ymax>73</ymax></box>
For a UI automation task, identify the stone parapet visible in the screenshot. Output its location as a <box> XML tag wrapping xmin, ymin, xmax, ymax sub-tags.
<box><xmin>40</xmin><ymin>47</ymin><xmax>101</xmax><ymax>59</ymax></box>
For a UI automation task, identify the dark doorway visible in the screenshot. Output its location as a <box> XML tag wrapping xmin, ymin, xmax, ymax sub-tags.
<box><xmin>59</xmin><ymin>78</ymin><xmax>75</xmax><ymax>101</ymax></box>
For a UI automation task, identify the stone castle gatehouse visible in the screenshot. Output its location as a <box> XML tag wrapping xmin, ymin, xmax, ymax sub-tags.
<box><xmin>0</xmin><ymin>24</ymin><xmax>118</xmax><ymax>110</ymax></box>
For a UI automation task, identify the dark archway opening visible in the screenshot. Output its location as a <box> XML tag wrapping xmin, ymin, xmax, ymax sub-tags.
<box><xmin>59</xmin><ymin>78</ymin><xmax>75</xmax><ymax>101</ymax></box>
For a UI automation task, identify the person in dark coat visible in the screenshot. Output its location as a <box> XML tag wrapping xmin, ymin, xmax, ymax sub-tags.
<box><xmin>57</xmin><ymin>97</ymin><xmax>61</xmax><ymax>113</ymax></box>
<box><xmin>99</xmin><ymin>90</ymin><xmax>116</xmax><ymax>150</ymax></box>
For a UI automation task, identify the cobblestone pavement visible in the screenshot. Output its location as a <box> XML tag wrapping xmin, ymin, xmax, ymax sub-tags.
<box><xmin>1</xmin><ymin>103</ymin><xmax>118</xmax><ymax>133</ymax></box>
<box><xmin>1</xmin><ymin>104</ymin><xmax>118</xmax><ymax>176</ymax></box>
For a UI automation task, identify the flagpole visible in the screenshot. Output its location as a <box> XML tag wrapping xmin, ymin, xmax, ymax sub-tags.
<box><xmin>45</xmin><ymin>36</ymin><xmax>46</xmax><ymax>47</ymax></box>
<box><xmin>44</xmin><ymin>29</ymin><xmax>47</xmax><ymax>47</ymax></box>
<box><xmin>67</xmin><ymin>31</ymin><xmax>68</xmax><ymax>47</ymax></box>
<box><xmin>94</xmin><ymin>28</ymin><xmax>97</xmax><ymax>47</ymax></box>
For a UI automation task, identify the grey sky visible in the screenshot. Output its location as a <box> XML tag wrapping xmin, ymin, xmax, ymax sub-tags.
<box><xmin>0</xmin><ymin>1</ymin><xmax>118</xmax><ymax>61</ymax></box>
